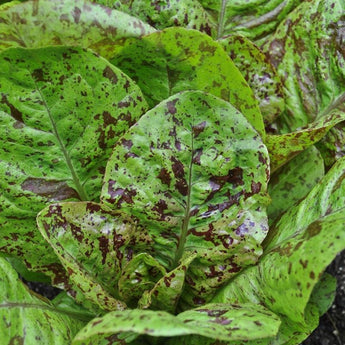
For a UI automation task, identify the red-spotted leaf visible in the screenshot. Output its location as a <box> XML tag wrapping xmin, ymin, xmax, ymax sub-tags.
<box><xmin>71</xmin><ymin>303</ymin><xmax>280</xmax><ymax>345</ymax></box>
<box><xmin>118</xmin><ymin>253</ymin><xmax>167</xmax><ymax>308</ymax></box>
<box><xmin>37</xmin><ymin>201</ymin><xmax>145</xmax><ymax>311</ymax></box>
<box><xmin>266</xmin><ymin>108</ymin><xmax>345</xmax><ymax>172</ymax></box>
<box><xmin>0</xmin><ymin>46</ymin><xmax>147</xmax><ymax>281</ymax></box>
<box><xmin>218</xmin><ymin>34</ymin><xmax>285</xmax><ymax>125</ymax></box>
<box><xmin>267</xmin><ymin>146</ymin><xmax>324</xmax><ymax>225</ymax></box>
<box><xmin>138</xmin><ymin>254</ymin><xmax>197</xmax><ymax>313</ymax></box>
<box><xmin>102</xmin><ymin>90</ymin><xmax>270</xmax><ymax>307</ymax></box>
<box><xmin>263</xmin><ymin>0</ymin><xmax>345</xmax><ymax>131</ymax></box>
<box><xmin>94</xmin><ymin>0</ymin><xmax>216</xmax><ymax>37</ymax></box>
<box><xmin>213</xmin><ymin>157</ymin><xmax>345</xmax><ymax>343</ymax></box>
<box><xmin>108</xmin><ymin>27</ymin><xmax>265</xmax><ymax>138</ymax></box>
<box><xmin>0</xmin><ymin>0</ymin><xmax>155</xmax><ymax>55</ymax></box>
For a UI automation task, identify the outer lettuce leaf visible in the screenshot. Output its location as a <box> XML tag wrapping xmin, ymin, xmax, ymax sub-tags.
<box><xmin>37</xmin><ymin>201</ymin><xmax>142</xmax><ymax>311</ymax></box>
<box><xmin>267</xmin><ymin>146</ymin><xmax>324</xmax><ymax>225</ymax></box>
<box><xmin>316</xmin><ymin>122</ymin><xmax>345</xmax><ymax>169</ymax></box>
<box><xmin>108</xmin><ymin>27</ymin><xmax>265</xmax><ymax>137</ymax></box>
<box><xmin>266</xmin><ymin>108</ymin><xmax>345</xmax><ymax>171</ymax></box>
<box><xmin>212</xmin><ymin>157</ymin><xmax>345</xmax><ymax>343</ymax></box>
<box><xmin>71</xmin><ymin>304</ymin><xmax>280</xmax><ymax>344</ymax></box>
<box><xmin>0</xmin><ymin>0</ymin><xmax>155</xmax><ymax>55</ymax></box>
<box><xmin>0</xmin><ymin>46</ymin><xmax>147</xmax><ymax>281</ymax></box>
<box><xmin>95</xmin><ymin>0</ymin><xmax>216</xmax><ymax>37</ymax></box>
<box><xmin>198</xmin><ymin>0</ymin><xmax>304</xmax><ymax>41</ymax></box>
<box><xmin>102</xmin><ymin>90</ymin><xmax>269</xmax><ymax>307</ymax></box>
<box><xmin>264</xmin><ymin>0</ymin><xmax>345</xmax><ymax>131</ymax></box>
<box><xmin>218</xmin><ymin>34</ymin><xmax>285</xmax><ymax>125</ymax></box>
<box><xmin>0</xmin><ymin>257</ymin><xmax>87</xmax><ymax>344</ymax></box>
<box><xmin>266</xmin><ymin>156</ymin><xmax>345</xmax><ymax>249</ymax></box>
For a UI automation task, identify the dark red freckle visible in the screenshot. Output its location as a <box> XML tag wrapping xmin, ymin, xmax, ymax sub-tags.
<box><xmin>103</xmin><ymin>66</ymin><xmax>118</xmax><ymax>84</ymax></box>
<box><xmin>192</xmin><ymin>121</ymin><xmax>207</xmax><ymax>137</ymax></box>
<box><xmin>189</xmin><ymin>208</ymin><xmax>199</xmax><ymax>217</ymax></box>
<box><xmin>121</xmin><ymin>138</ymin><xmax>133</xmax><ymax>149</ymax></box>
<box><xmin>170</xmin><ymin>157</ymin><xmax>185</xmax><ymax>178</ymax></box>
<box><xmin>166</xmin><ymin>99</ymin><xmax>178</xmax><ymax>114</ymax></box>
<box><xmin>193</xmin><ymin>297</ymin><xmax>206</xmax><ymax>305</ymax></box>
<box><xmin>185</xmin><ymin>276</ymin><xmax>196</xmax><ymax>286</ymax></box>
<box><xmin>153</xmin><ymin>290</ymin><xmax>159</xmax><ymax>297</ymax></box>
<box><xmin>158</xmin><ymin>168</ymin><xmax>171</xmax><ymax>186</ymax></box>
<box><xmin>219</xmin><ymin>235</ymin><xmax>234</xmax><ymax>249</ymax></box>
<box><xmin>123</xmin><ymin>80</ymin><xmax>130</xmax><ymax>91</ymax></box>
<box><xmin>85</xmin><ymin>203</ymin><xmax>101</xmax><ymax>213</ymax></box>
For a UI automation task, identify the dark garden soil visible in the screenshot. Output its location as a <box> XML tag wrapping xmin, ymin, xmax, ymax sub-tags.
<box><xmin>24</xmin><ymin>249</ymin><xmax>345</xmax><ymax>345</ymax></box>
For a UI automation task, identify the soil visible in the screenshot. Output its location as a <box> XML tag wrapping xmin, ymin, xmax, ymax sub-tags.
<box><xmin>24</xmin><ymin>249</ymin><xmax>345</xmax><ymax>345</ymax></box>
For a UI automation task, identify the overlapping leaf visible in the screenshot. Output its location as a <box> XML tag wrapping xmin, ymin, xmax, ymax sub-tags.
<box><xmin>108</xmin><ymin>27</ymin><xmax>265</xmax><ymax>137</ymax></box>
<box><xmin>266</xmin><ymin>107</ymin><xmax>345</xmax><ymax>171</ymax></box>
<box><xmin>198</xmin><ymin>0</ymin><xmax>304</xmax><ymax>41</ymax></box>
<box><xmin>102</xmin><ymin>91</ymin><xmax>270</xmax><ymax>307</ymax></box>
<box><xmin>218</xmin><ymin>34</ymin><xmax>285</xmax><ymax>125</ymax></box>
<box><xmin>212</xmin><ymin>157</ymin><xmax>345</xmax><ymax>343</ymax></box>
<box><xmin>0</xmin><ymin>0</ymin><xmax>155</xmax><ymax>56</ymax></box>
<box><xmin>71</xmin><ymin>303</ymin><xmax>280</xmax><ymax>344</ymax></box>
<box><xmin>267</xmin><ymin>146</ymin><xmax>324</xmax><ymax>225</ymax></box>
<box><xmin>37</xmin><ymin>201</ymin><xmax>146</xmax><ymax>311</ymax></box>
<box><xmin>0</xmin><ymin>257</ymin><xmax>87</xmax><ymax>344</ymax></box>
<box><xmin>0</xmin><ymin>46</ymin><xmax>147</xmax><ymax>280</ymax></box>
<box><xmin>94</xmin><ymin>0</ymin><xmax>216</xmax><ymax>36</ymax></box>
<box><xmin>263</xmin><ymin>0</ymin><xmax>345</xmax><ymax>131</ymax></box>
<box><xmin>316</xmin><ymin>122</ymin><xmax>345</xmax><ymax>169</ymax></box>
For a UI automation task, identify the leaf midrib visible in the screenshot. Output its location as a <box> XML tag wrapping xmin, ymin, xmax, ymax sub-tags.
<box><xmin>33</xmin><ymin>77</ymin><xmax>89</xmax><ymax>201</ymax></box>
<box><xmin>173</xmin><ymin>124</ymin><xmax>194</xmax><ymax>268</ymax></box>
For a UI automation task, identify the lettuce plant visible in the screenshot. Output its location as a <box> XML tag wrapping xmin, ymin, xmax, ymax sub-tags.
<box><xmin>0</xmin><ymin>0</ymin><xmax>344</xmax><ymax>344</ymax></box>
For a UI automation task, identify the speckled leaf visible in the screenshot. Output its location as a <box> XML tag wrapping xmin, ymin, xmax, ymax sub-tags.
<box><xmin>118</xmin><ymin>253</ymin><xmax>167</xmax><ymax>308</ymax></box>
<box><xmin>218</xmin><ymin>34</ymin><xmax>285</xmax><ymax>125</ymax></box>
<box><xmin>266</xmin><ymin>108</ymin><xmax>345</xmax><ymax>171</ymax></box>
<box><xmin>0</xmin><ymin>0</ymin><xmax>155</xmax><ymax>56</ymax></box>
<box><xmin>212</xmin><ymin>158</ymin><xmax>345</xmax><ymax>343</ymax></box>
<box><xmin>316</xmin><ymin>122</ymin><xmax>345</xmax><ymax>169</ymax></box>
<box><xmin>102</xmin><ymin>91</ymin><xmax>270</xmax><ymax>307</ymax></box>
<box><xmin>0</xmin><ymin>46</ymin><xmax>147</xmax><ymax>280</ymax></box>
<box><xmin>138</xmin><ymin>254</ymin><xmax>197</xmax><ymax>313</ymax></box>
<box><xmin>37</xmin><ymin>201</ymin><xmax>151</xmax><ymax>311</ymax></box>
<box><xmin>266</xmin><ymin>156</ymin><xmax>345</xmax><ymax>249</ymax></box>
<box><xmin>263</xmin><ymin>0</ymin><xmax>345</xmax><ymax>131</ymax></box>
<box><xmin>71</xmin><ymin>309</ymin><xmax>193</xmax><ymax>345</ymax></box>
<box><xmin>198</xmin><ymin>0</ymin><xmax>304</xmax><ymax>41</ymax></box>
<box><xmin>267</xmin><ymin>146</ymin><xmax>324</xmax><ymax>225</ymax></box>
<box><xmin>0</xmin><ymin>257</ymin><xmax>86</xmax><ymax>344</ymax></box>
<box><xmin>109</xmin><ymin>27</ymin><xmax>265</xmax><ymax>137</ymax></box>
<box><xmin>72</xmin><ymin>303</ymin><xmax>280</xmax><ymax>344</ymax></box>
<box><xmin>94</xmin><ymin>0</ymin><xmax>216</xmax><ymax>36</ymax></box>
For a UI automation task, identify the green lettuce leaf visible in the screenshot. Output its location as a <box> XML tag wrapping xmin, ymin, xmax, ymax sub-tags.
<box><xmin>212</xmin><ymin>157</ymin><xmax>345</xmax><ymax>343</ymax></box>
<box><xmin>316</xmin><ymin>122</ymin><xmax>345</xmax><ymax>169</ymax></box>
<box><xmin>108</xmin><ymin>27</ymin><xmax>265</xmax><ymax>137</ymax></box>
<box><xmin>0</xmin><ymin>46</ymin><xmax>147</xmax><ymax>281</ymax></box>
<box><xmin>0</xmin><ymin>0</ymin><xmax>155</xmax><ymax>55</ymax></box>
<box><xmin>102</xmin><ymin>90</ymin><xmax>269</xmax><ymax>307</ymax></box>
<box><xmin>0</xmin><ymin>257</ymin><xmax>87</xmax><ymax>344</ymax></box>
<box><xmin>71</xmin><ymin>303</ymin><xmax>280</xmax><ymax>344</ymax></box>
<box><xmin>94</xmin><ymin>0</ymin><xmax>216</xmax><ymax>37</ymax></box>
<box><xmin>266</xmin><ymin>108</ymin><xmax>345</xmax><ymax>171</ymax></box>
<box><xmin>264</xmin><ymin>0</ymin><xmax>345</xmax><ymax>131</ymax></box>
<box><xmin>218</xmin><ymin>34</ymin><xmax>285</xmax><ymax>125</ymax></box>
<box><xmin>196</xmin><ymin>0</ymin><xmax>304</xmax><ymax>41</ymax></box>
<box><xmin>267</xmin><ymin>146</ymin><xmax>324</xmax><ymax>225</ymax></box>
